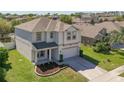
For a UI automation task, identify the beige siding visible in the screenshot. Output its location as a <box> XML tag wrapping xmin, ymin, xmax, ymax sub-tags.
<box><xmin>32</xmin><ymin>32</ymin><xmax>45</xmax><ymax>43</ymax></box>
<box><xmin>63</xmin><ymin>26</ymin><xmax>80</xmax><ymax>45</ymax></box>
<box><xmin>16</xmin><ymin>36</ymin><xmax>32</xmax><ymax>61</ymax></box>
<box><xmin>58</xmin><ymin>32</ymin><xmax>64</xmax><ymax>45</ymax></box>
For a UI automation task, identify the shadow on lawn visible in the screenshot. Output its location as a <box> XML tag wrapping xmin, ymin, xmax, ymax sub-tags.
<box><xmin>83</xmin><ymin>54</ymin><xmax>100</xmax><ymax>65</ymax></box>
<box><xmin>116</xmin><ymin>51</ymin><xmax>124</xmax><ymax>56</ymax></box>
<box><xmin>0</xmin><ymin>63</ymin><xmax>12</xmax><ymax>82</ymax></box>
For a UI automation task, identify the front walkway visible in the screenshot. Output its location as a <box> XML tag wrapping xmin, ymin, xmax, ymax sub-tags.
<box><xmin>64</xmin><ymin>56</ymin><xmax>124</xmax><ymax>82</ymax></box>
<box><xmin>91</xmin><ymin>65</ymin><xmax>124</xmax><ymax>82</ymax></box>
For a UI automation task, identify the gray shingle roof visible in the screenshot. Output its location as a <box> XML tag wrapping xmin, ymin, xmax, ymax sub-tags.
<box><xmin>15</xmin><ymin>17</ymin><xmax>71</xmax><ymax>32</ymax></box>
<box><xmin>32</xmin><ymin>42</ymin><xmax>58</xmax><ymax>49</ymax></box>
<box><xmin>74</xmin><ymin>23</ymin><xmax>104</xmax><ymax>38</ymax></box>
<box><xmin>74</xmin><ymin>21</ymin><xmax>122</xmax><ymax>38</ymax></box>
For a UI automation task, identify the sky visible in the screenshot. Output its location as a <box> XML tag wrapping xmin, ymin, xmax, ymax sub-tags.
<box><xmin>0</xmin><ymin>0</ymin><xmax>124</xmax><ymax>12</ymax></box>
<box><xmin>0</xmin><ymin>11</ymin><xmax>103</xmax><ymax>15</ymax></box>
<box><xmin>0</xmin><ymin>0</ymin><xmax>124</xmax><ymax>11</ymax></box>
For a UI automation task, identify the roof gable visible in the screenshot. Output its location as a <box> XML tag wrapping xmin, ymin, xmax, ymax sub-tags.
<box><xmin>15</xmin><ymin>17</ymin><xmax>72</xmax><ymax>32</ymax></box>
<box><xmin>65</xmin><ymin>25</ymin><xmax>79</xmax><ymax>32</ymax></box>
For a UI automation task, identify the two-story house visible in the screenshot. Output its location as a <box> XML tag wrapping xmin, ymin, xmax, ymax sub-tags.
<box><xmin>15</xmin><ymin>17</ymin><xmax>81</xmax><ymax>65</ymax></box>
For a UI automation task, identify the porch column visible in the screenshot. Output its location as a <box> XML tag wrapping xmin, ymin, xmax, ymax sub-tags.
<box><xmin>35</xmin><ymin>51</ymin><xmax>37</xmax><ymax>63</ymax></box>
<box><xmin>49</xmin><ymin>49</ymin><xmax>51</xmax><ymax>61</ymax></box>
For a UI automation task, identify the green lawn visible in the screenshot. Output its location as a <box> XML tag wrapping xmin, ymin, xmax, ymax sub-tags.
<box><xmin>2</xmin><ymin>50</ymin><xmax>88</xmax><ymax>82</ymax></box>
<box><xmin>81</xmin><ymin>44</ymin><xmax>124</xmax><ymax>71</ymax></box>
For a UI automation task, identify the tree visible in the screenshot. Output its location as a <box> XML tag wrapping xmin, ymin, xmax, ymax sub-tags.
<box><xmin>0</xmin><ymin>48</ymin><xmax>8</xmax><ymax>67</ymax></box>
<box><xmin>27</xmin><ymin>13</ymin><xmax>36</xmax><ymax>17</ymax></box>
<box><xmin>11</xmin><ymin>19</ymin><xmax>21</xmax><ymax>32</ymax></box>
<box><xmin>5</xmin><ymin>13</ymin><xmax>10</xmax><ymax>16</ymax></box>
<box><xmin>0</xmin><ymin>13</ymin><xmax>4</xmax><ymax>19</ymax></box>
<box><xmin>0</xmin><ymin>67</ymin><xmax>6</xmax><ymax>81</ymax></box>
<box><xmin>44</xmin><ymin>13</ymin><xmax>50</xmax><ymax>17</ymax></box>
<box><xmin>60</xmin><ymin>15</ymin><xmax>72</xmax><ymax>24</ymax></box>
<box><xmin>122</xmin><ymin>15</ymin><xmax>124</xmax><ymax>19</ymax></box>
<box><xmin>99</xmin><ymin>18</ymin><xmax>103</xmax><ymax>23</ymax></box>
<box><xmin>115</xmin><ymin>16</ymin><xmax>124</xmax><ymax>21</ymax></box>
<box><xmin>110</xmin><ymin>28</ymin><xmax>124</xmax><ymax>44</ymax></box>
<box><xmin>93</xmin><ymin>42</ymin><xmax>110</xmax><ymax>53</ymax></box>
<box><xmin>90</xmin><ymin>19</ymin><xmax>95</xmax><ymax>25</ymax></box>
<box><xmin>73</xmin><ymin>13</ymin><xmax>81</xmax><ymax>18</ymax></box>
<box><xmin>0</xmin><ymin>19</ymin><xmax>11</xmax><ymax>33</ymax></box>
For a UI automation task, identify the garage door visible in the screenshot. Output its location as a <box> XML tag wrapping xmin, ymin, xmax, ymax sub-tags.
<box><xmin>63</xmin><ymin>47</ymin><xmax>78</xmax><ymax>59</ymax></box>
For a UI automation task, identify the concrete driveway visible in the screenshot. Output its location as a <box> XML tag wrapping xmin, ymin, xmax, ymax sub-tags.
<box><xmin>63</xmin><ymin>56</ymin><xmax>107</xmax><ymax>80</ymax></box>
<box><xmin>64</xmin><ymin>56</ymin><xmax>124</xmax><ymax>82</ymax></box>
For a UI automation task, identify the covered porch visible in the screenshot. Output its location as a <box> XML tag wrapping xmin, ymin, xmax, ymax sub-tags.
<box><xmin>32</xmin><ymin>42</ymin><xmax>58</xmax><ymax>65</ymax></box>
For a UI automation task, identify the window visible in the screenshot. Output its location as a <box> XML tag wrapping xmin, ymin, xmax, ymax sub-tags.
<box><xmin>37</xmin><ymin>51</ymin><xmax>45</xmax><ymax>58</ymax></box>
<box><xmin>67</xmin><ymin>32</ymin><xmax>71</xmax><ymax>40</ymax></box>
<box><xmin>50</xmin><ymin>32</ymin><xmax>53</xmax><ymax>38</ymax></box>
<box><xmin>36</xmin><ymin>32</ymin><xmax>41</xmax><ymax>41</ymax></box>
<box><xmin>72</xmin><ymin>31</ymin><xmax>76</xmax><ymax>40</ymax></box>
<box><xmin>1</xmin><ymin>34</ymin><xmax>4</xmax><ymax>38</ymax></box>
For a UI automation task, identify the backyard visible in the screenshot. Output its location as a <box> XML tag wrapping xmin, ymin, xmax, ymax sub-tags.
<box><xmin>1</xmin><ymin>50</ymin><xmax>88</xmax><ymax>82</ymax></box>
<box><xmin>81</xmin><ymin>44</ymin><xmax>124</xmax><ymax>71</ymax></box>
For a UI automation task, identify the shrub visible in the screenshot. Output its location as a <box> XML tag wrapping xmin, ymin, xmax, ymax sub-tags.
<box><xmin>59</xmin><ymin>54</ymin><xmax>63</xmax><ymax>62</ymax></box>
<box><xmin>93</xmin><ymin>42</ymin><xmax>110</xmax><ymax>53</ymax></box>
<box><xmin>60</xmin><ymin>15</ymin><xmax>72</xmax><ymax>24</ymax></box>
<box><xmin>90</xmin><ymin>19</ymin><xmax>95</xmax><ymax>25</ymax></box>
<box><xmin>0</xmin><ymin>48</ymin><xmax>8</xmax><ymax>67</ymax></box>
<box><xmin>0</xmin><ymin>67</ymin><xmax>6</xmax><ymax>81</ymax></box>
<box><xmin>80</xmin><ymin>50</ymin><xmax>83</xmax><ymax>57</ymax></box>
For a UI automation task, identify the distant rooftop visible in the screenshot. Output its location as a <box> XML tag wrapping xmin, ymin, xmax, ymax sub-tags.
<box><xmin>74</xmin><ymin>21</ymin><xmax>124</xmax><ymax>38</ymax></box>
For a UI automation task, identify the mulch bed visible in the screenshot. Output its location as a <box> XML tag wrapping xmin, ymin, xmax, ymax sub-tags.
<box><xmin>35</xmin><ymin>62</ymin><xmax>66</xmax><ymax>76</ymax></box>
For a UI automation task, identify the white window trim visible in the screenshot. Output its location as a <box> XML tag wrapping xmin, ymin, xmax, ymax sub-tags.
<box><xmin>36</xmin><ymin>32</ymin><xmax>41</xmax><ymax>41</ymax></box>
<box><xmin>50</xmin><ymin>32</ymin><xmax>54</xmax><ymax>39</ymax></box>
<box><xmin>67</xmin><ymin>32</ymin><xmax>71</xmax><ymax>40</ymax></box>
<box><xmin>72</xmin><ymin>31</ymin><xmax>77</xmax><ymax>40</ymax></box>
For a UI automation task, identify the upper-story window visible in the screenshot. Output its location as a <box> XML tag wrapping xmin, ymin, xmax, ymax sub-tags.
<box><xmin>67</xmin><ymin>32</ymin><xmax>71</xmax><ymax>40</ymax></box>
<box><xmin>72</xmin><ymin>31</ymin><xmax>77</xmax><ymax>40</ymax></box>
<box><xmin>36</xmin><ymin>32</ymin><xmax>41</xmax><ymax>41</ymax></box>
<box><xmin>50</xmin><ymin>32</ymin><xmax>53</xmax><ymax>38</ymax></box>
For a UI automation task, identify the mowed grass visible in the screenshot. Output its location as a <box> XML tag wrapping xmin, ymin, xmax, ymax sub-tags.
<box><xmin>4</xmin><ymin>50</ymin><xmax>88</xmax><ymax>82</ymax></box>
<box><xmin>119</xmin><ymin>73</ymin><xmax>124</xmax><ymax>77</ymax></box>
<box><xmin>81</xmin><ymin>44</ymin><xmax>124</xmax><ymax>71</ymax></box>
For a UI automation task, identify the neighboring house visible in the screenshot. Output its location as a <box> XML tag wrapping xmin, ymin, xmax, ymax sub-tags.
<box><xmin>0</xmin><ymin>32</ymin><xmax>11</xmax><ymax>42</ymax></box>
<box><xmin>95</xmin><ymin>22</ymin><xmax>121</xmax><ymax>33</ymax></box>
<box><xmin>0</xmin><ymin>33</ymin><xmax>16</xmax><ymax>49</ymax></box>
<box><xmin>15</xmin><ymin>17</ymin><xmax>81</xmax><ymax>64</ymax></box>
<box><xmin>81</xmin><ymin>14</ymin><xmax>99</xmax><ymax>23</ymax></box>
<box><xmin>74</xmin><ymin>23</ymin><xmax>107</xmax><ymax>45</ymax></box>
<box><xmin>72</xmin><ymin>17</ymin><xmax>84</xmax><ymax>24</ymax></box>
<box><xmin>114</xmin><ymin>21</ymin><xmax>124</xmax><ymax>29</ymax></box>
<box><xmin>4</xmin><ymin>15</ymin><xmax>19</xmax><ymax>21</ymax></box>
<box><xmin>99</xmin><ymin>17</ymin><xmax>116</xmax><ymax>21</ymax></box>
<box><xmin>74</xmin><ymin>21</ymin><xmax>122</xmax><ymax>45</ymax></box>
